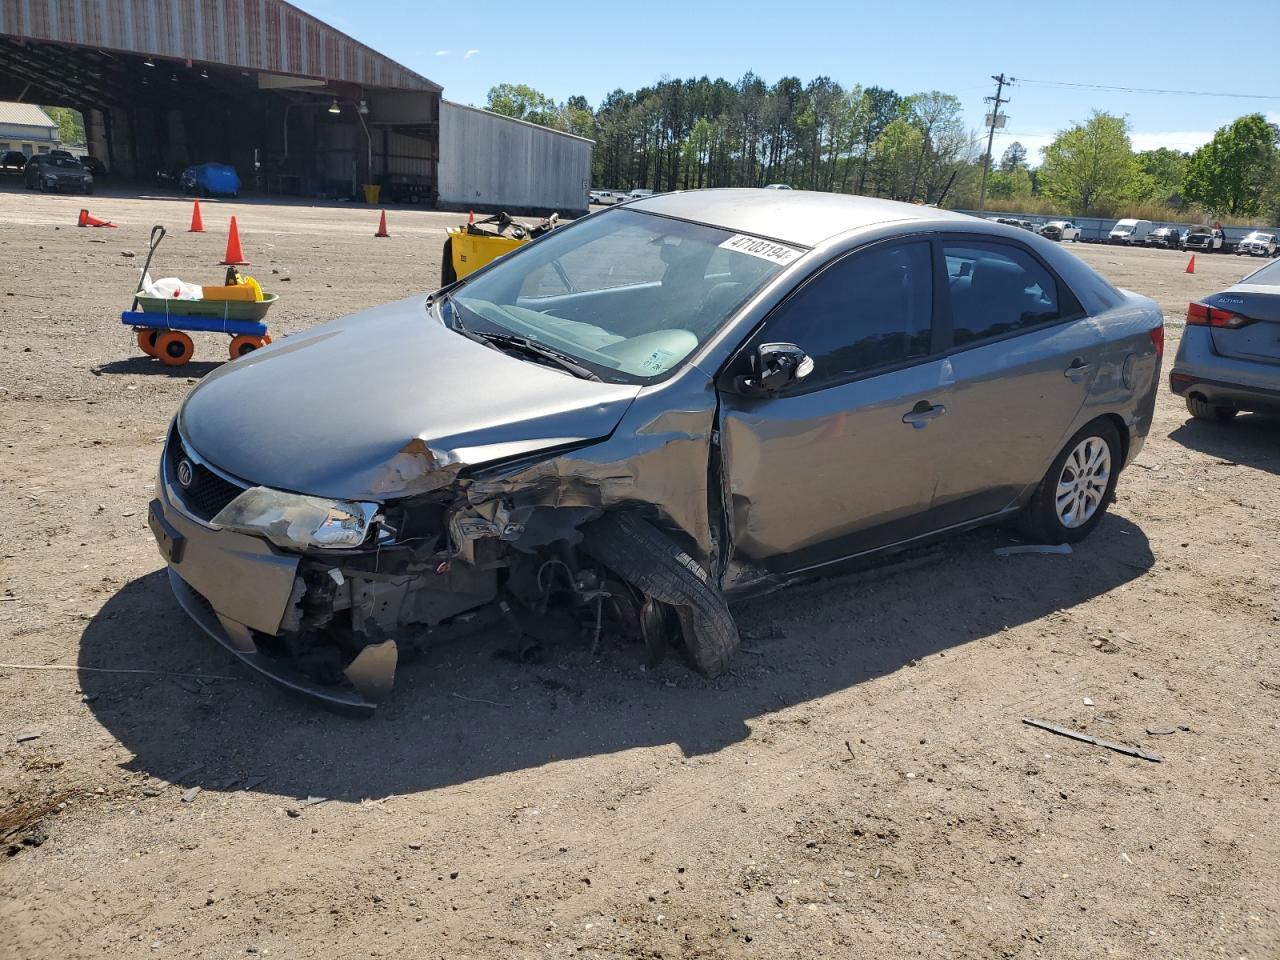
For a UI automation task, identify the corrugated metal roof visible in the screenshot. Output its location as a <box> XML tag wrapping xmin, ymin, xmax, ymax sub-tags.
<box><xmin>0</xmin><ymin>101</ymin><xmax>55</xmax><ymax>127</ymax></box>
<box><xmin>0</xmin><ymin>0</ymin><xmax>441</xmax><ymax>92</ymax></box>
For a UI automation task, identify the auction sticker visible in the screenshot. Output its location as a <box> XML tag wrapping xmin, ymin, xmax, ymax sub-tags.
<box><xmin>718</xmin><ymin>234</ymin><xmax>804</xmax><ymax>266</ymax></box>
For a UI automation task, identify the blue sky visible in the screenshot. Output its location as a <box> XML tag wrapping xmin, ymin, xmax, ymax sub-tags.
<box><xmin>294</xmin><ymin>0</ymin><xmax>1280</xmax><ymax>162</ymax></box>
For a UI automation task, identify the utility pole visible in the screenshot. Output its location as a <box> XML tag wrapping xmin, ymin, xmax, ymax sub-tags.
<box><xmin>977</xmin><ymin>73</ymin><xmax>1013</xmax><ymax>213</ymax></box>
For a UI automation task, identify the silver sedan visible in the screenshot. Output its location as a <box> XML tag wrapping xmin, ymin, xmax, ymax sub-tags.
<box><xmin>151</xmin><ymin>189</ymin><xmax>1165</xmax><ymax>712</ymax></box>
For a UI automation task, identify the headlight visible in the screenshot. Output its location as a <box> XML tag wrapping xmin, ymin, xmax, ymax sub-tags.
<box><xmin>84</xmin><ymin>175</ymin><xmax>93</xmax><ymax>183</ymax></box>
<box><xmin>210</xmin><ymin>486</ymin><xmax>378</xmax><ymax>551</ymax></box>
<box><xmin>46</xmin><ymin>173</ymin><xmax>58</xmax><ymax>181</ymax></box>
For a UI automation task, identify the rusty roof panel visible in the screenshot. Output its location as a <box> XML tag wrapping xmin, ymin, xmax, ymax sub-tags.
<box><xmin>0</xmin><ymin>0</ymin><xmax>441</xmax><ymax>91</ymax></box>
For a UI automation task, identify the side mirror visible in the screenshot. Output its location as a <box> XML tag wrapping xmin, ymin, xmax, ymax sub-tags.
<box><xmin>735</xmin><ymin>342</ymin><xmax>814</xmax><ymax>396</ymax></box>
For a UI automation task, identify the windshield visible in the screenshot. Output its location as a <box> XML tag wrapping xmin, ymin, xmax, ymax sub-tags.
<box><xmin>448</xmin><ymin>209</ymin><xmax>799</xmax><ymax>383</ymax></box>
<box><xmin>43</xmin><ymin>157</ymin><xmax>82</xmax><ymax>169</ymax></box>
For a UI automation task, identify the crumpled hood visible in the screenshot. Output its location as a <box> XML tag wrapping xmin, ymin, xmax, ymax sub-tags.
<box><xmin>178</xmin><ymin>295</ymin><xmax>641</xmax><ymax>502</ymax></box>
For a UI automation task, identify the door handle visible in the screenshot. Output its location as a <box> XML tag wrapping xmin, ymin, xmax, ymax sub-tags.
<box><xmin>902</xmin><ymin>401</ymin><xmax>946</xmax><ymax>429</ymax></box>
<box><xmin>1064</xmin><ymin>357</ymin><xmax>1093</xmax><ymax>381</ymax></box>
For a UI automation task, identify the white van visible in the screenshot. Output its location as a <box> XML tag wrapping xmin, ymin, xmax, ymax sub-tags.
<box><xmin>1108</xmin><ymin>218</ymin><xmax>1153</xmax><ymax>245</ymax></box>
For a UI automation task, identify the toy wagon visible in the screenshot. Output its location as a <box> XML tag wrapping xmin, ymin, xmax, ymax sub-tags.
<box><xmin>121</xmin><ymin>225</ymin><xmax>277</xmax><ymax>366</ymax></box>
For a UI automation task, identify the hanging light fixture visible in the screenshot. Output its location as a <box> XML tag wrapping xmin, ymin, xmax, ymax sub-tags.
<box><xmin>143</xmin><ymin>57</ymin><xmax>155</xmax><ymax>68</ymax></box>
<box><xmin>200</xmin><ymin>68</ymin><xmax>209</xmax><ymax>79</ymax></box>
<box><xmin>327</xmin><ymin>99</ymin><xmax>341</xmax><ymax>115</ymax></box>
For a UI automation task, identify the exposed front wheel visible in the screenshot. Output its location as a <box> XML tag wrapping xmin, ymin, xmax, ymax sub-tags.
<box><xmin>1186</xmin><ymin>396</ymin><xmax>1237</xmax><ymax>422</ymax></box>
<box><xmin>580</xmin><ymin>512</ymin><xmax>739</xmax><ymax>678</ymax></box>
<box><xmin>1019</xmin><ymin>420</ymin><xmax>1122</xmax><ymax>545</ymax></box>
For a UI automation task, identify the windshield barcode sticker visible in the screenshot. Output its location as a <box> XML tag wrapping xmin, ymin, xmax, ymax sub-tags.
<box><xmin>718</xmin><ymin>234</ymin><xmax>803</xmax><ymax>266</ymax></box>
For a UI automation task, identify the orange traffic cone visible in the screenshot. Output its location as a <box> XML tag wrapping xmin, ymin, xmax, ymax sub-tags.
<box><xmin>77</xmin><ymin>208</ymin><xmax>116</xmax><ymax>228</ymax></box>
<box><xmin>189</xmin><ymin>198</ymin><xmax>204</xmax><ymax>232</ymax></box>
<box><xmin>1185</xmin><ymin>255</ymin><xmax>1195</xmax><ymax>274</ymax></box>
<box><xmin>374</xmin><ymin>209</ymin><xmax>390</xmax><ymax>238</ymax></box>
<box><xmin>220</xmin><ymin>215</ymin><xmax>248</xmax><ymax>265</ymax></box>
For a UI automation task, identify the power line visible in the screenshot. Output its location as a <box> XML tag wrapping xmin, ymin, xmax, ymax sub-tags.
<box><xmin>1016</xmin><ymin>78</ymin><xmax>1280</xmax><ymax>101</ymax></box>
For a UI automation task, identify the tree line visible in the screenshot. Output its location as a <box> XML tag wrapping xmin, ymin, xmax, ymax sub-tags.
<box><xmin>483</xmin><ymin>79</ymin><xmax>1280</xmax><ymax>223</ymax></box>
<box><xmin>485</xmin><ymin>77</ymin><xmax>979</xmax><ymax>205</ymax></box>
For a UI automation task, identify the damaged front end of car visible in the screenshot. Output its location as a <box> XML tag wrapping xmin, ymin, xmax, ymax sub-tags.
<box><xmin>156</xmin><ymin>379</ymin><xmax>736</xmax><ymax>716</ymax></box>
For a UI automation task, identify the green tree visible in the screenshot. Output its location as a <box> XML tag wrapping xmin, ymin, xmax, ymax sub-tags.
<box><xmin>1182</xmin><ymin>114</ymin><xmax>1278</xmax><ymax>216</ymax></box>
<box><xmin>1038</xmin><ymin>111</ymin><xmax>1139</xmax><ymax>215</ymax></box>
<box><xmin>43</xmin><ymin>106</ymin><xmax>84</xmax><ymax>146</ymax></box>
<box><xmin>485</xmin><ymin>83</ymin><xmax>558</xmax><ymax>125</ymax></box>
<box><xmin>988</xmin><ymin>165</ymin><xmax>1034</xmax><ymax>200</ymax></box>
<box><xmin>999</xmin><ymin>141</ymin><xmax>1028</xmax><ymax>172</ymax></box>
<box><xmin>558</xmin><ymin>95</ymin><xmax>595</xmax><ymax>139</ymax></box>
<box><xmin>1134</xmin><ymin>147</ymin><xmax>1188</xmax><ymax>204</ymax></box>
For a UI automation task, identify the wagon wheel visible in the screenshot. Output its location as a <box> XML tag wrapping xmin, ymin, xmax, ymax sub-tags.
<box><xmin>155</xmin><ymin>330</ymin><xmax>195</xmax><ymax>367</ymax></box>
<box><xmin>229</xmin><ymin>334</ymin><xmax>265</xmax><ymax>359</ymax></box>
<box><xmin>136</xmin><ymin>329</ymin><xmax>159</xmax><ymax>357</ymax></box>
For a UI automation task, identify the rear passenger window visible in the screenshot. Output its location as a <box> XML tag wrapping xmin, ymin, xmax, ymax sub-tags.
<box><xmin>761</xmin><ymin>240</ymin><xmax>933</xmax><ymax>384</ymax></box>
<box><xmin>943</xmin><ymin>242</ymin><xmax>1065</xmax><ymax>346</ymax></box>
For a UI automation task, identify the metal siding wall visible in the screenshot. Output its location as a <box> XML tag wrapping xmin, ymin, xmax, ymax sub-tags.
<box><xmin>0</xmin><ymin>0</ymin><xmax>438</xmax><ymax>90</ymax></box>
<box><xmin>438</xmin><ymin>102</ymin><xmax>591</xmax><ymax>213</ymax></box>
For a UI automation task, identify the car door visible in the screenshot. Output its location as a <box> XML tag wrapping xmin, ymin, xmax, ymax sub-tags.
<box><xmin>717</xmin><ymin>237</ymin><xmax>953</xmax><ymax>575</ymax></box>
<box><xmin>926</xmin><ymin>237</ymin><xmax>1100</xmax><ymax>526</ymax></box>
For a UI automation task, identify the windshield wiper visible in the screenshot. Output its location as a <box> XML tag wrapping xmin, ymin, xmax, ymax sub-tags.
<box><xmin>475</xmin><ymin>331</ymin><xmax>603</xmax><ymax>381</ymax></box>
<box><xmin>441</xmin><ymin>299</ymin><xmax>601</xmax><ymax>381</ymax></box>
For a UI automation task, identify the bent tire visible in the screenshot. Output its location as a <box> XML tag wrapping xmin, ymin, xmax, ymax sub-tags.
<box><xmin>580</xmin><ymin>512</ymin><xmax>739</xmax><ymax>678</ymax></box>
<box><xmin>1186</xmin><ymin>396</ymin><xmax>1236</xmax><ymax>422</ymax></box>
<box><xmin>1019</xmin><ymin>419</ymin><xmax>1122</xmax><ymax>545</ymax></box>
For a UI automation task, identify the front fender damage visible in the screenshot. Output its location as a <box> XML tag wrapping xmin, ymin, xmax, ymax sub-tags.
<box><xmin>257</xmin><ymin>404</ymin><xmax>723</xmax><ymax>713</ymax></box>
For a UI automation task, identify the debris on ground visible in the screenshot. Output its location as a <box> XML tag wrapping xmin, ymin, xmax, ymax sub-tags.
<box><xmin>1022</xmin><ymin>718</ymin><xmax>1162</xmax><ymax>762</ymax></box>
<box><xmin>995</xmin><ymin>544</ymin><xmax>1073</xmax><ymax>557</ymax></box>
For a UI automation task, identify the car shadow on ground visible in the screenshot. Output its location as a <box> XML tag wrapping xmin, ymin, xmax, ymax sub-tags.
<box><xmin>80</xmin><ymin>517</ymin><xmax>1154</xmax><ymax>803</ymax></box>
<box><xmin>1167</xmin><ymin>413</ymin><xmax>1279</xmax><ymax>476</ymax></box>
<box><xmin>92</xmin><ymin>357</ymin><xmax>221</xmax><ymax>378</ymax></box>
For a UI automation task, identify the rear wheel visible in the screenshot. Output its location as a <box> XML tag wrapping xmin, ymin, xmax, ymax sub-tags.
<box><xmin>440</xmin><ymin>237</ymin><xmax>457</xmax><ymax>286</ymax></box>
<box><xmin>155</xmin><ymin>330</ymin><xmax>194</xmax><ymax>367</ymax></box>
<box><xmin>229</xmin><ymin>334</ymin><xmax>265</xmax><ymax>359</ymax></box>
<box><xmin>1186</xmin><ymin>396</ymin><xmax>1237</xmax><ymax>422</ymax></box>
<box><xmin>1019</xmin><ymin>419</ymin><xmax>1121</xmax><ymax>545</ymax></box>
<box><xmin>136</xmin><ymin>329</ymin><xmax>159</xmax><ymax>356</ymax></box>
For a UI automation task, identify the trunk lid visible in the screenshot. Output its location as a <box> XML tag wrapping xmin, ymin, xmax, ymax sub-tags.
<box><xmin>1205</xmin><ymin>286</ymin><xmax>1280</xmax><ymax>365</ymax></box>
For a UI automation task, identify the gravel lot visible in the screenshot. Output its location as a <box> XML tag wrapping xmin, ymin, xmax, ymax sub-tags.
<box><xmin>2</xmin><ymin>186</ymin><xmax>1277</xmax><ymax>959</ymax></box>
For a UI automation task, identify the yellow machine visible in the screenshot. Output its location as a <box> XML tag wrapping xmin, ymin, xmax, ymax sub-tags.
<box><xmin>441</xmin><ymin>212</ymin><xmax>560</xmax><ymax>285</ymax></box>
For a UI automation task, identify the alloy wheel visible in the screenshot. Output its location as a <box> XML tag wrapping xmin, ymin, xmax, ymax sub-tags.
<box><xmin>1055</xmin><ymin>436</ymin><xmax>1111</xmax><ymax>529</ymax></box>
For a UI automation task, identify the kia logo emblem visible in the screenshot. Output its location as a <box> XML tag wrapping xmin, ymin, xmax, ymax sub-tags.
<box><xmin>177</xmin><ymin>459</ymin><xmax>195</xmax><ymax>488</ymax></box>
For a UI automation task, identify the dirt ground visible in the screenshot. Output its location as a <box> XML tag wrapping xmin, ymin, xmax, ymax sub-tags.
<box><xmin>1</xmin><ymin>185</ymin><xmax>1277</xmax><ymax>960</ymax></box>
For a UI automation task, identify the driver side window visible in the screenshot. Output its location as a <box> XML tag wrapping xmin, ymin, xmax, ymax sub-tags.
<box><xmin>759</xmin><ymin>239</ymin><xmax>934</xmax><ymax>387</ymax></box>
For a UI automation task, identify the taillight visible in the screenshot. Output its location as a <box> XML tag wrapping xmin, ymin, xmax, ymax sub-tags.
<box><xmin>1186</xmin><ymin>301</ymin><xmax>1251</xmax><ymax>329</ymax></box>
<box><xmin>1149</xmin><ymin>324</ymin><xmax>1164</xmax><ymax>360</ymax></box>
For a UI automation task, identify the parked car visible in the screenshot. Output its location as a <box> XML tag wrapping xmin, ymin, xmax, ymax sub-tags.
<box><xmin>23</xmin><ymin>154</ymin><xmax>93</xmax><ymax>193</ymax></box>
<box><xmin>0</xmin><ymin>149</ymin><xmax>27</xmax><ymax>172</ymax></box>
<box><xmin>626</xmin><ymin>189</ymin><xmax>655</xmax><ymax>201</ymax></box>
<box><xmin>180</xmin><ymin>162</ymin><xmax>240</xmax><ymax>197</ymax></box>
<box><xmin>991</xmin><ymin>217</ymin><xmax>1034</xmax><ymax>232</ymax></box>
<box><xmin>150</xmin><ymin>189</ymin><xmax>1164</xmax><ymax>713</ymax></box>
<box><xmin>1183</xmin><ymin>224</ymin><xmax>1225</xmax><ymax>253</ymax></box>
<box><xmin>588</xmin><ymin>190</ymin><xmax>609</xmax><ymax>204</ymax></box>
<box><xmin>1039</xmin><ymin>220</ymin><xmax>1082</xmax><ymax>242</ymax></box>
<box><xmin>764</xmin><ymin>183</ymin><xmax>793</xmax><ymax>190</ymax></box>
<box><xmin>47</xmin><ymin>149</ymin><xmax>74</xmax><ymax>160</ymax></box>
<box><xmin>1170</xmin><ymin>256</ymin><xmax>1280</xmax><ymax>421</ymax></box>
<box><xmin>1108</xmin><ymin>219</ymin><xmax>1153</xmax><ymax>245</ymax></box>
<box><xmin>1234</xmin><ymin>231</ymin><xmax>1277</xmax><ymax>257</ymax></box>
<box><xmin>1144</xmin><ymin>227</ymin><xmax>1182</xmax><ymax>249</ymax></box>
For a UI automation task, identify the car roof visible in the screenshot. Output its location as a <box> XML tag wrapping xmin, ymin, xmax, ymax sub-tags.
<box><xmin>628</xmin><ymin>188</ymin><xmax>974</xmax><ymax>247</ymax></box>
